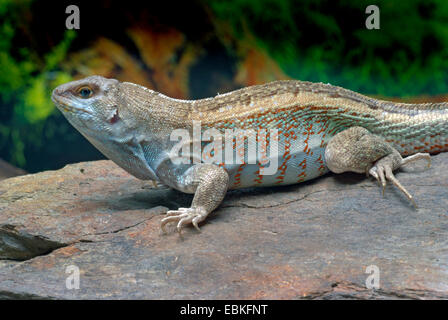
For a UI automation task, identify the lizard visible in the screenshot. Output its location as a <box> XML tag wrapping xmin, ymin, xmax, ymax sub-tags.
<box><xmin>51</xmin><ymin>75</ymin><xmax>448</xmax><ymax>233</ymax></box>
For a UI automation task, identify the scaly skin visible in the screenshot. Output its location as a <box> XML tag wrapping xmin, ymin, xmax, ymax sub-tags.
<box><xmin>52</xmin><ymin>76</ymin><xmax>448</xmax><ymax>233</ymax></box>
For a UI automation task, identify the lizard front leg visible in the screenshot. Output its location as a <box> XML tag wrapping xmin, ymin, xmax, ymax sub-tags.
<box><xmin>325</xmin><ymin>126</ymin><xmax>430</xmax><ymax>206</ymax></box>
<box><xmin>157</xmin><ymin>161</ymin><xmax>229</xmax><ymax>233</ymax></box>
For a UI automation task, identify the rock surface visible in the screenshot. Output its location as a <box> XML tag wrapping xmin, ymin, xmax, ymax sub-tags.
<box><xmin>0</xmin><ymin>154</ymin><xmax>447</xmax><ymax>299</ymax></box>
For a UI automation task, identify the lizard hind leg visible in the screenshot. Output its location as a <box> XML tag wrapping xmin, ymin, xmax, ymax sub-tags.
<box><xmin>325</xmin><ymin>126</ymin><xmax>430</xmax><ymax>206</ymax></box>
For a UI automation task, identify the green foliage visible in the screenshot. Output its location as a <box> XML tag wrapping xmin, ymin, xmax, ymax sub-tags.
<box><xmin>208</xmin><ymin>0</ymin><xmax>448</xmax><ymax>96</ymax></box>
<box><xmin>0</xmin><ymin>0</ymin><xmax>75</xmax><ymax>167</ymax></box>
<box><xmin>17</xmin><ymin>72</ymin><xmax>71</xmax><ymax>124</ymax></box>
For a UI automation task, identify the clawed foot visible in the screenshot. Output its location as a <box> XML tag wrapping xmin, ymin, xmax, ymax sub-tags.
<box><xmin>368</xmin><ymin>152</ymin><xmax>431</xmax><ymax>207</ymax></box>
<box><xmin>160</xmin><ymin>207</ymin><xmax>207</xmax><ymax>234</ymax></box>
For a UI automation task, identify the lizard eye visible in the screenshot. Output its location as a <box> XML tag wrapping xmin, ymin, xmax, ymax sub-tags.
<box><xmin>78</xmin><ymin>86</ymin><xmax>93</xmax><ymax>99</ymax></box>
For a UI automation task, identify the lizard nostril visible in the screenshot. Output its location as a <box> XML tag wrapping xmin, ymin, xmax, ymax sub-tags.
<box><xmin>51</xmin><ymin>89</ymin><xmax>59</xmax><ymax>102</ymax></box>
<box><xmin>52</xmin><ymin>86</ymin><xmax>63</xmax><ymax>98</ymax></box>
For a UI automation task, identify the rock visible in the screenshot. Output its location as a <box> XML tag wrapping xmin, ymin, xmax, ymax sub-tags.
<box><xmin>0</xmin><ymin>158</ymin><xmax>26</xmax><ymax>181</ymax></box>
<box><xmin>0</xmin><ymin>155</ymin><xmax>447</xmax><ymax>299</ymax></box>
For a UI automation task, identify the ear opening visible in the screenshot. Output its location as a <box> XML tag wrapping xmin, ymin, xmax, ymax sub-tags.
<box><xmin>109</xmin><ymin>108</ymin><xmax>120</xmax><ymax>124</ymax></box>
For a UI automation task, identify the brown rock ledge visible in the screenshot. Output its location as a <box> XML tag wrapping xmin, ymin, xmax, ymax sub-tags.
<box><xmin>0</xmin><ymin>155</ymin><xmax>447</xmax><ymax>299</ymax></box>
<box><xmin>0</xmin><ymin>158</ymin><xmax>26</xmax><ymax>181</ymax></box>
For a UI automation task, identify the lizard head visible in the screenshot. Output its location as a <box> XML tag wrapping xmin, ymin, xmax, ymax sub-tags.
<box><xmin>51</xmin><ymin>75</ymin><xmax>130</xmax><ymax>138</ymax></box>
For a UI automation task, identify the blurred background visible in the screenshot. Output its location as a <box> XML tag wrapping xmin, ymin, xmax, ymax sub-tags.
<box><xmin>1</xmin><ymin>0</ymin><xmax>448</xmax><ymax>177</ymax></box>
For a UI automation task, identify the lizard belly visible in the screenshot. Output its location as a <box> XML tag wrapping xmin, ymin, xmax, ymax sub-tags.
<box><xmin>225</xmin><ymin>139</ymin><xmax>329</xmax><ymax>189</ymax></box>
